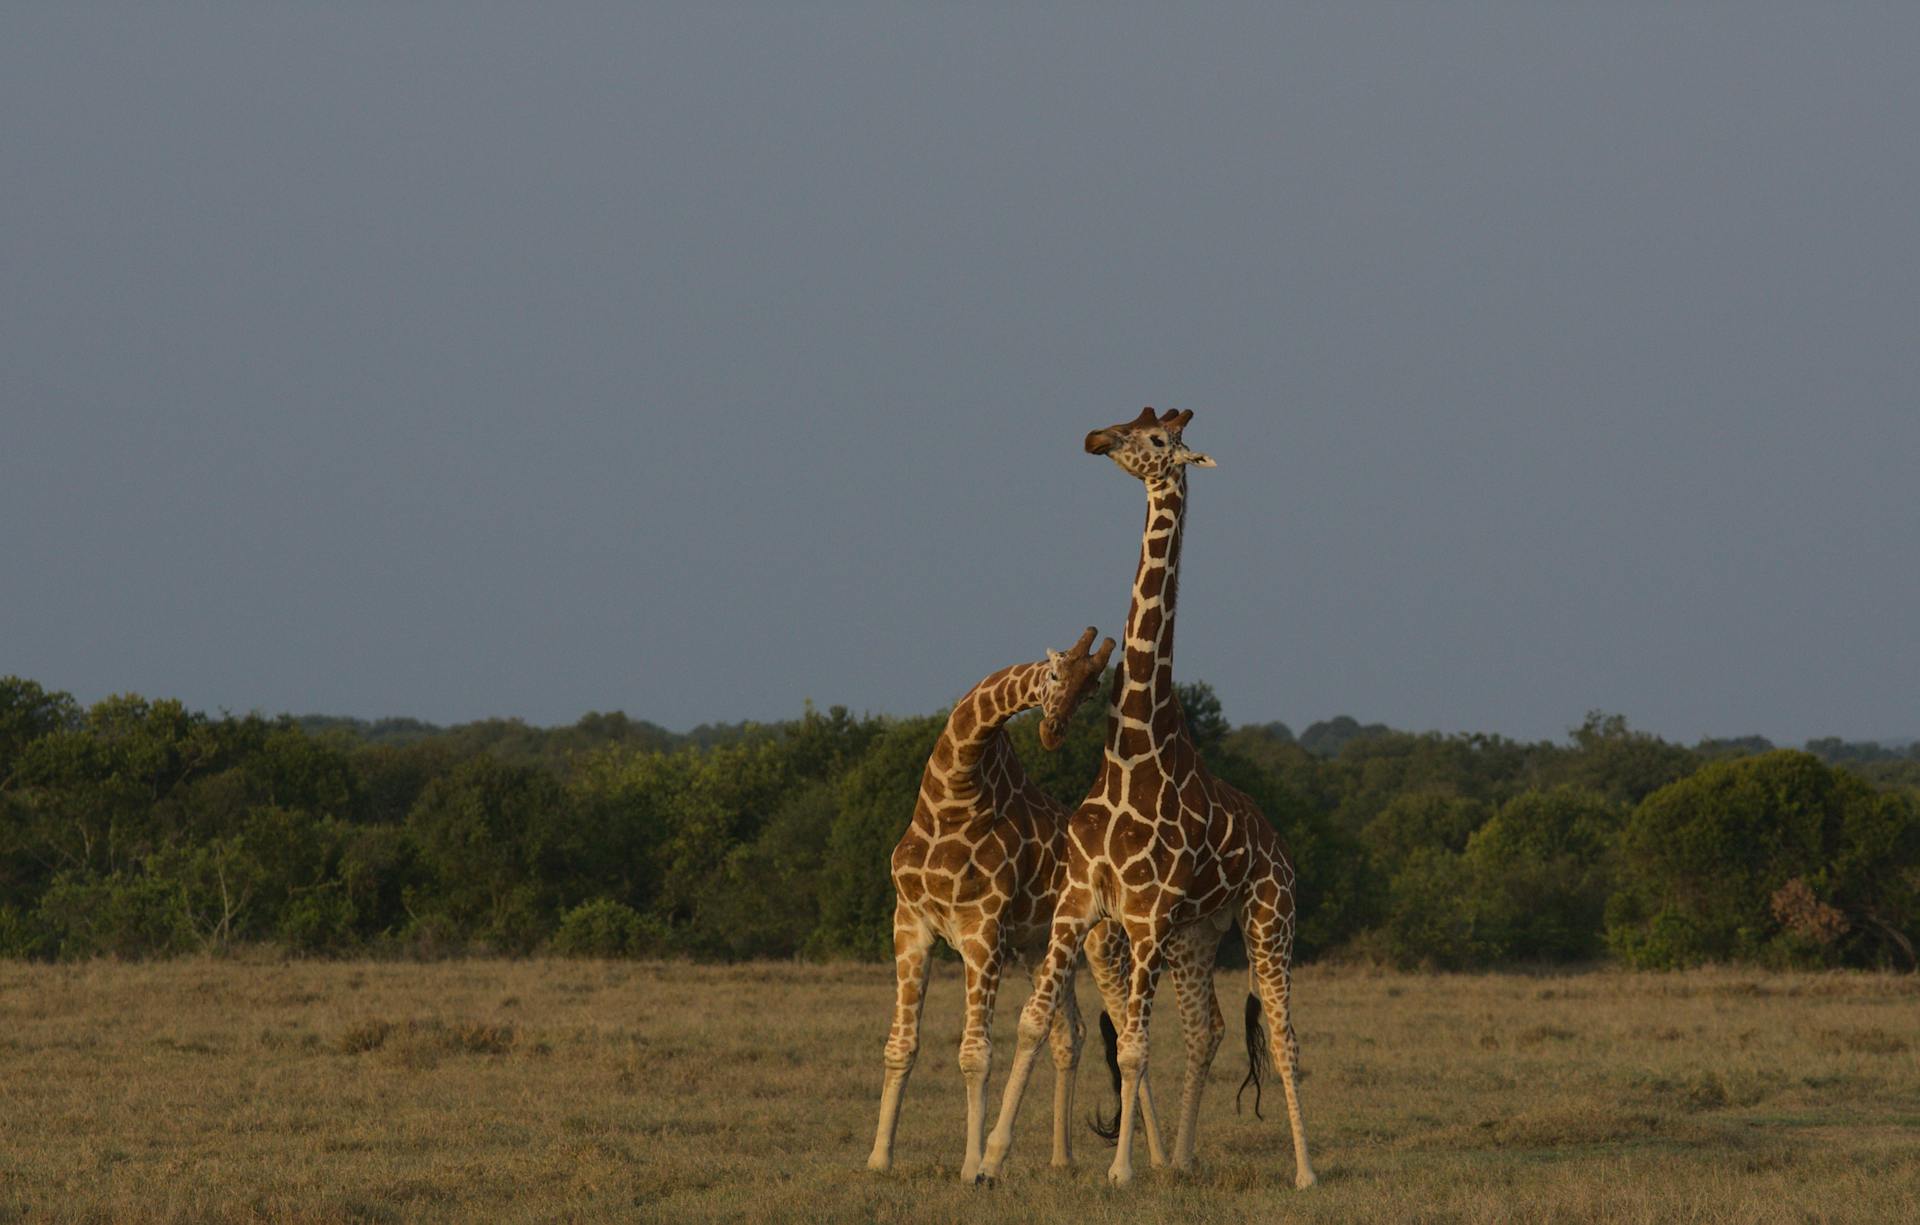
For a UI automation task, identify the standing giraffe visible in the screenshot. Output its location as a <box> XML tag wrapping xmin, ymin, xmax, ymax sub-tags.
<box><xmin>867</xmin><ymin>627</ymin><xmax>1169</xmax><ymax>1182</ymax></box>
<box><xmin>979</xmin><ymin>409</ymin><xmax>1314</xmax><ymax>1189</ymax></box>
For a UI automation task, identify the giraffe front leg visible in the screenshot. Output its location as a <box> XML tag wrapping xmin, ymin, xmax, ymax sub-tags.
<box><xmin>1108</xmin><ymin>921</ymin><xmax>1168</xmax><ymax>1188</ymax></box>
<box><xmin>1045</xmin><ymin>967</ymin><xmax>1085</xmax><ymax>1169</ymax></box>
<box><xmin>868</xmin><ymin>908</ymin><xmax>935</xmax><ymax>1172</ymax></box>
<box><xmin>977</xmin><ymin>890</ymin><xmax>1095</xmax><ymax>1185</ymax></box>
<box><xmin>957</xmin><ymin>925</ymin><xmax>1006</xmax><ymax>1184</ymax></box>
<box><xmin>1085</xmin><ymin>920</ymin><xmax>1167</xmax><ymax>1167</ymax></box>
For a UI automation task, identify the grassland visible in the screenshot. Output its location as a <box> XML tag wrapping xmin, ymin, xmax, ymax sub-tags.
<box><xmin>0</xmin><ymin>958</ymin><xmax>1916</xmax><ymax>1223</ymax></box>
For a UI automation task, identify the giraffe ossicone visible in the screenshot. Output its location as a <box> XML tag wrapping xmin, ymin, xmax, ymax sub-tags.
<box><xmin>865</xmin><ymin>625</ymin><xmax>1170</xmax><ymax>1183</ymax></box>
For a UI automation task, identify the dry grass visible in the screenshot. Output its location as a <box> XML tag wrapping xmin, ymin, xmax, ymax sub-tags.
<box><xmin>1</xmin><ymin>959</ymin><xmax>1917</xmax><ymax>1223</ymax></box>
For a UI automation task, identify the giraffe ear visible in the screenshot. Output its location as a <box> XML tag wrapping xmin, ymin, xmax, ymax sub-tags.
<box><xmin>1046</xmin><ymin>649</ymin><xmax>1064</xmax><ymax>669</ymax></box>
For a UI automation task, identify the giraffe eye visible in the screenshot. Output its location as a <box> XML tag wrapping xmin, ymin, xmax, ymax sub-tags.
<box><xmin>1151</xmin><ymin>436</ymin><xmax>1166</xmax><ymax>448</ymax></box>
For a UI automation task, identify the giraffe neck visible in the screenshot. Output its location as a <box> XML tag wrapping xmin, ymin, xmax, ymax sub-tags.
<box><xmin>1108</xmin><ymin>472</ymin><xmax>1189</xmax><ymax>757</ymax></box>
<box><xmin>934</xmin><ymin>661</ymin><xmax>1049</xmax><ymax>804</ymax></box>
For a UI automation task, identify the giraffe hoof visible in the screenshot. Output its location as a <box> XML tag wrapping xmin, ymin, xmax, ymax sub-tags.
<box><xmin>972</xmin><ymin>1173</ymin><xmax>997</xmax><ymax>1189</ymax></box>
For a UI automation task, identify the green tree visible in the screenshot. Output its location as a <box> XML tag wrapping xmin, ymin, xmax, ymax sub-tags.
<box><xmin>1298</xmin><ymin>716</ymin><xmax>1394</xmax><ymax>758</ymax></box>
<box><xmin>1362</xmin><ymin>791</ymin><xmax>1489</xmax><ymax>871</ymax></box>
<box><xmin>1550</xmin><ymin>712</ymin><xmax>1698</xmax><ymax>806</ymax></box>
<box><xmin>34</xmin><ymin>870</ymin><xmax>195</xmax><ymax>960</ymax></box>
<box><xmin>1608</xmin><ymin>751</ymin><xmax>1920</xmax><ymax>968</ymax></box>
<box><xmin>1375</xmin><ymin>848</ymin><xmax>1482</xmax><ymax>969</ymax></box>
<box><xmin>355</xmin><ymin>740</ymin><xmax>458</xmax><ymax>824</ymax></box>
<box><xmin>691</xmin><ymin>781</ymin><xmax>840</xmax><ymax>958</ymax></box>
<box><xmin>1461</xmin><ymin>788</ymin><xmax>1622</xmax><ymax>961</ymax></box>
<box><xmin>0</xmin><ymin>677</ymin><xmax>79</xmax><ymax>785</ymax></box>
<box><xmin>565</xmin><ymin>747</ymin><xmax>682</xmax><ymax>919</ymax></box>
<box><xmin>405</xmin><ymin>756</ymin><xmax>578</xmax><ymax>952</ymax></box>
<box><xmin>811</xmin><ymin>715</ymin><xmax>943</xmax><ymax>959</ymax></box>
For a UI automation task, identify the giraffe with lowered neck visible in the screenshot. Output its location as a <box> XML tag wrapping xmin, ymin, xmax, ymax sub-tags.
<box><xmin>979</xmin><ymin>409</ymin><xmax>1314</xmax><ymax>1189</ymax></box>
<box><xmin>867</xmin><ymin>627</ymin><xmax>1169</xmax><ymax>1182</ymax></box>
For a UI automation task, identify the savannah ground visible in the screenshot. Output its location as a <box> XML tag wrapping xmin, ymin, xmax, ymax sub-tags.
<box><xmin>0</xmin><ymin>960</ymin><xmax>1916</xmax><ymax>1224</ymax></box>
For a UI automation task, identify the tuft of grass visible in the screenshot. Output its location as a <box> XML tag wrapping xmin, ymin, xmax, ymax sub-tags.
<box><xmin>1515</xmin><ymin>1024</ymin><xmax>1578</xmax><ymax>1047</ymax></box>
<box><xmin>1645</xmin><ymin>1068</ymin><xmax>1774</xmax><ymax>1112</ymax></box>
<box><xmin>338</xmin><ymin>1017</ymin><xmax>518</xmax><ymax>1060</ymax></box>
<box><xmin>259</xmin><ymin>1027</ymin><xmax>322</xmax><ymax>1052</ymax></box>
<box><xmin>337</xmin><ymin>1019</ymin><xmax>393</xmax><ymax>1054</ymax></box>
<box><xmin>1819</xmin><ymin>1027</ymin><xmax>1910</xmax><ymax>1055</ymax></box>
<box><xmin>1480</xmin><ymin>1105</ymin><xmax>1670</xmax><ymax>1149</ymax></box>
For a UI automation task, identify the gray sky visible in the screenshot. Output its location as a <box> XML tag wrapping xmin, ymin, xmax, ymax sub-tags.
<box><xmin>4</xmin><ymin>4</ymin><xmax>1916</xmax><ymax>745</ymax></box>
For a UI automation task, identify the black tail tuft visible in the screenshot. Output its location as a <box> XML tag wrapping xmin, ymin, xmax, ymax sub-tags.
<box><xmin>1238</xmin><ymin>993</ymin><xmax>1269</xmax><ymax>1120</ymax></box>
<box><xmin>1088</xmin><ymin>1010</ymin><xmax>1121</xmax><ymax>1143</ymax></box>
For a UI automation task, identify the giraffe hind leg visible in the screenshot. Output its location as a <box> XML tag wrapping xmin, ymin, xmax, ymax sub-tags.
<box><xmin>1166</xmin><ymin>921</ymin><xmax>1227</xmax><ymax>1172</ymax></box>
<box><xmin>1105</xmin><ymin>920</ymin><xmax>1169</xmax><ymax>1188</ymax></box>
<box><xmin>1243</xmin><ymin>893</ymin><xmax>1315</xmax><ymax>1189</ymax></box>
<box><xmin>1045</xmin><ymin>967</ymin><xmax>1085</xmax><ymax>1168</ymax></box>
<box><xmin>1084</xmin><ymin>920</ymin><xmax>1167</xmax><ymax>1166</ymax></box>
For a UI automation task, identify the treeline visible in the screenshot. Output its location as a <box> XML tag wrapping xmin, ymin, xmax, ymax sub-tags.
<box><xmin>2</xmin><ymin>675</ymin><xmax>1916</xmax><ymax>969</ymax></box>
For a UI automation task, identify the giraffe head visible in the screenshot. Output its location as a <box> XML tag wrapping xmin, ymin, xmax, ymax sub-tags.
<box><xmin>1037</xmin><ymin>626</ymin><xmax>1116</xmax><ymax>750</ymax></box>
<box><xmin>1083</xmin><ymin>407</ymin><xmax>1215</xmax><ymax>481</ymax></box>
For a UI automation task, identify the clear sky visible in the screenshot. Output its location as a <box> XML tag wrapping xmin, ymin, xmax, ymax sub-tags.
<box><xmin>4</xmin><ymin>5</ymin><xmax>1915</xmax><ymax>745</ymax></box>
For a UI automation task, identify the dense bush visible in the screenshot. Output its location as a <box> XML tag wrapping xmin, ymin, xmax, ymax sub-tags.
<box><xmin>1</xmin><ymin>675</ymin><xmax>1914</xmax><ymax>968</ymax></box>
<box><xmin>1463</xmin><ymin>789</ymin><xmax>1621</xmax><ymax>962</ymax></box>
<box><xmin>553</xmin><ymin>898</ymin><xmax>656</xmax><ymax>957</ymax></box>
<box><xmin>1607</xmin><ymin>752</ymin><xmax>1920</xmax><ymax>969</ymax></box>
<box><xmin>36</xmin><ymin>870</ymin><xmax>196</xmax><ymax>960</ymax></box>
<box><xmin>812</xmin><ymin>716</ymin><xmax>945</xmax><ymax>960</ymax></box>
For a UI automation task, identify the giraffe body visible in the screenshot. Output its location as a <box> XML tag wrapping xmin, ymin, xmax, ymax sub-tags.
<box><xmin>866</xmin><ymin>629</ymin><xmax>1167</xmax><ymax>1182</ymax></box>
<box><xmin>979</xmin><ymin>410</ymin><xmax>1315</xmax><ymax>1189</ymax></box>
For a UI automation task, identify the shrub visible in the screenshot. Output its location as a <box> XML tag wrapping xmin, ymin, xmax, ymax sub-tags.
<box><xmin>35</xmin><ymin>871</ymin><xmax>196</xmax><ymax>960</ymax></box>
<box><xmin>1462</xmin><ymin>789</ymin><xmax>1621</xmax><ymax>962</ymax></box>
<box><xmin>685</xmin><ymin>781</ymin><xmax>838</xmax><ymax>959</ymax></box>
<box><xmin>1375</xmin><ymin>848</ymin><xmax>1483</xmax><ymax>969</ymax></box>
<box><xmin>1607</xmin><ymin>752</ymin><xmax>1920</xmax><ymax>968</ymax></box>
<box><xmin>405</xmin><ymin>757</ymin><xmax>576</xmax><ymax>951</ymax></box>
<box><xmin>553</xmin><ymin>898</ymin><xmax>647</xmax><ymax>958</ymax></box>
<box><xmin>0</xmin><ymin>905</ymin><xmax>47</xmax><ymax>958</ymax></box>
<box><xmin>810</xmin><ymin>716</ymin><xmax>943</xmax><ymax>959</ymax></box>
<box><xmin>280</xmin><ymin>889</ymin><xmax>359</xmax><ymax>953</ymax></box>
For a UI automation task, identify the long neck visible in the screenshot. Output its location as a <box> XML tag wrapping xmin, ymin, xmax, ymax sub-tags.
<box><xmin>933</xmin><ymin>661</ymin><xmax>1048</xmax><ymax>799</ymax></box>
<box><xmin>1108</xmin><ymin>472</ymin><xmax>1188</xmax><ymax>759</ymax></box>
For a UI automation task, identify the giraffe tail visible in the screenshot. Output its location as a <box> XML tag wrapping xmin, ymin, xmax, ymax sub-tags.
<box><xmin>1088</xmin><ymin>1010</ymin><xmax>1122</xmax><ymax>1143</ymax></box>
<box><xmin>1238</xmin><ymin>991</ymin><xmax>1269</xmax><ymax>1119</ymax></box>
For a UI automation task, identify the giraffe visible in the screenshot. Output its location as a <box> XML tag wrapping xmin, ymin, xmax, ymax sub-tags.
<box><xmin>867</xmin><ymin>626</ymin><xmax>1169</xmax><ymax>1183</ymax></box>
<box><xmin>978</xmin><ymin>408</ymin><xmax>1314</xmax><ymax>1189</ymax></box>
